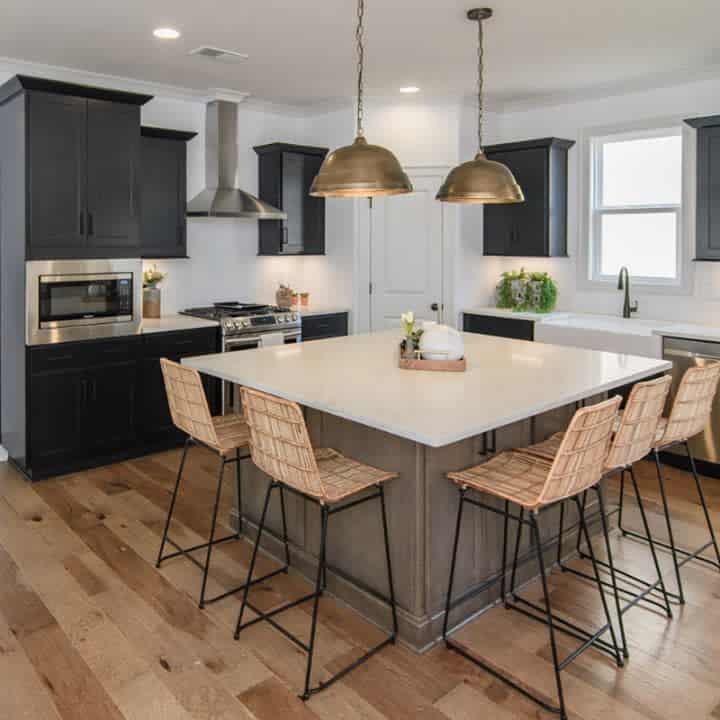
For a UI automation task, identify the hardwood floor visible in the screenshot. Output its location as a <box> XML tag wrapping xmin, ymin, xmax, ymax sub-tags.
<box><xmin>0</xmin><ymin>446</ymin><xmax>718</xmax><ymax>719</ymax></box>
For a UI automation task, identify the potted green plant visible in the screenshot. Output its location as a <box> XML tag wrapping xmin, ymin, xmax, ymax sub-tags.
<box><xmin>495</xmin><ymin>268</ymin><xmax>557</xmax><ymax>313</ymax></box>
<box><xmin>400</xmin><ymin>311</ymin><xmax>424</xmax><ymax>358</ymax></box>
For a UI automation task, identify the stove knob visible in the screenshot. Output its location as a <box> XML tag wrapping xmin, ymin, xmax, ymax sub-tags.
<box><xmin>277</xmin><ymin>316</ymin><xmax>285</xmax><ymax>324</ymax></box>
<box><xmin>291</xmin><ymin>313</ymin><xmax>298</xmax><ymax>322</ymax></box>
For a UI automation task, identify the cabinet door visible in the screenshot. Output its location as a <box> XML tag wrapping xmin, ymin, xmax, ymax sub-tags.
<box><xmin>28</xmin><ymin>369</ymin><xmax>83</xmax><ymax>468</ymax></box>
<box><xmin>302</xmin><ymin>153</ymin><xmax>326</xmax><ymax>254</ymax></box>
<box><xmin>697</xmin><ymin>125</ymin><xmax>720</xmax><ymax>260</ymax></box>
<box><xmin>140</xmin><ymin>135</ymin><xmax>186</xmax><ymax>258</ymax></box>
<box><xmin>301</xmin><ymin>313</ymin><xmax>349</xmax><ymax>341</ymax></box>
<box><xmin>86</xmin><ymin>100</ymin><xmax>140</xmax><ymax>255</ymax></box>
<box><xmin>26</xmin><ymin>92</ymin><xmax>87</xmax><ymax>258</ymax></box>
<box><xmin>85</xmin><ymin>361</ymin><xmax>137</xmax><ymax>452</ymax></box>
<box><xmin>258</xmin><ymin>151</ymin><xmax>284</xmax><ymax>254</ymax></box>
<box><xmin>462</xmin><ymin>313</ymin><xmax>534</xmax><ymax>341</ymax></box>
<box><xmin>483</xmin><ymin>206</ymin><xmax>514</xmax><ymax>255</ymax></box>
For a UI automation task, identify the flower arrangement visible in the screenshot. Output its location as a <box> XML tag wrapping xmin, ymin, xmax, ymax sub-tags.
<box><xmin>143</xmin><ymin>264</ymin><xmax>166</xmax><ymax>288</ymax></box>
<box><xmin>400</xmin><ymin>311</ymin><xmax>424</xmax><ymax>358</ymax></box>
<box><xmin>495</xmin><ymin>268</ymin><xmax>557</xmax><ymax>313</ymax></box>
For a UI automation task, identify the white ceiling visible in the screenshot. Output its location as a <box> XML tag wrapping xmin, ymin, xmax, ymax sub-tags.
<box><xmin>3</xmin><ymin>0</ymin><xmax>720</xmax><ymax>108</ymax></box>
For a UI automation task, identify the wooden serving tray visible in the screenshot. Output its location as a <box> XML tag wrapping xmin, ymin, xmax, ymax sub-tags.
<box><xmin>398</xmin><ymin>355</ymin><xmax>467</xmax><ymax>372</ymax></box>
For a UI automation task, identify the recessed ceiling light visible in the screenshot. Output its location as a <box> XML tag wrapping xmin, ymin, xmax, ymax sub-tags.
<box><xmin>400</xmin><ymin>86</ymin><xmax>420</xmax><ymax>94</ymax></box>
<box><xmin>153</xmin><ymin>27</ymin><xmax>181</xmax><ymax>40</ymax></box>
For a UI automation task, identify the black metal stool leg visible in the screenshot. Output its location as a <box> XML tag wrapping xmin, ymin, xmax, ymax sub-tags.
<box><xmin>379</xmin><ymin>485</ymin><xmax>398</xmax><ymax>637</ymax></box>
<box><xmin>574</xmin><ymin>496</ymin><xmax>624</xmax><ymax>668</ymax></box>
<box><xmin>443</xmin><ymin>488</ymin><xmax>466</xmax><ymax>639</ymax></box>
<box><xmin>556</xmin><ymin>501</ymin><xmax>566</xmax><ymax>568</ymax></box>
<box><xmin>629</xmin><ymin>466</ymin><xmax>673</xmax><ymax>617</ymax></box>
<box><xmin>618</xmin><ymin>469</ymin><xmax>627</xmax><ymax>534</ymax></box>
<box><xmin>509</xmin><ymin>507</ymin><xmax>525</xmax><ymax>600</ymax></box>
<box><xmin>235</xmin><ymin>447</ymin><xmax>243</xmax><ymax>539</ymax></box>
<box><xmin>199</xmin><ymin>456</ymin><xmax>228</xmax><ymax>609</ymax></box>
<box><xmin>530</xmin><ymin>513</ymin><xmax>567</xmax><ymax>720</ymax></box>
<box><xmin>500</xmin><ymin>499</ymin><xmax>510</xmax><ymax>602</ymax></box>
<box><xmin>575</xmin><ymin>490</ymin><xmax>588</xmax><ymax>555</ymax></box>
<box><xmin>302</xmin><ymin>505</ymin><xmax>329</xmax><ymax>700</ymax></box>
<box><xmin>687</xmin><ymin>441</ymin><xmax>720</xmax><ymax>568</ymax></box>
<box><xmin>592</xmin><ymin>485</ymin><xmax>629</xmax><ymax>658</ymax></box>
<box><xmin>157</xmin><ymin>438</ymin><xmax>190</xmax><ymax>567</ymax></box>
<box><xmin>654</xmin><ymin>450</ymin><xmax>686</xmax><ymax>604</ymax></box>
<box><xmin>235</xmin><ymin>481</ymin><xmax>275</xmax><ymax>639</ymax></box>
<box><xmin>278</xmin><ymin>485</ymin><xmax>292</xmax><ymax>570</ymax></box>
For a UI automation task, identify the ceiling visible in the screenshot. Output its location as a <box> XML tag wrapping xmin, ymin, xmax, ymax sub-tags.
<box><xmin>3</xmin><ymin>0</ymin><xmax>720</xmax><ymax>108</ymax></box>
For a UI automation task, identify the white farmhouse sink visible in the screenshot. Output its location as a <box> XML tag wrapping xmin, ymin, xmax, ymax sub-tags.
<box><xmin>535</xmin><ymin>314</ymin><xmax>673</xmax><ymax>358</ymax></box>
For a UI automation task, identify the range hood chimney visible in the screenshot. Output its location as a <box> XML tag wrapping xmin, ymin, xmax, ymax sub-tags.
<box><xmin>187</xmin><ymin>100</ymin><xmax>286</xmax><ymax>219</ymax></box>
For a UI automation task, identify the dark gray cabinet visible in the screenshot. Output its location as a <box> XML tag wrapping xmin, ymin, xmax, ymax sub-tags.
<box><xmin>483</xmin><ymin>137</ymin><xmax>574</xmax><ymax>257</ymax></box>
<box><xmin>24</xmin><ymin>327</ymin><xmax>220</xmax><ymax>479</ymax></box>
<box><xmin>301</xmin><ymin>312</ymin><xmax>349</xmax><ymax>341</ymax></box>
<box><xmin>686</xmin><ymin>115</ymin><xmax>720</xmax><ymax>260</ymax></box>
<box><xmin>140</xmin><ymin>127</ymin><xmax>196</xmax><ymax>258</ymax></box>
<box><xmin>463</xmin><ymin>313</ymin><xmax>534</xmax><ymax>341</ymax></box>
<box><xmin>254</xmin><ymin>143</ymin><xmax>328</xmax><ymax>255</ymax></box>
<box><xmin>0</xmin><ymin>75</ymin><xmax>151</xmax><ymax>260</ymax></box>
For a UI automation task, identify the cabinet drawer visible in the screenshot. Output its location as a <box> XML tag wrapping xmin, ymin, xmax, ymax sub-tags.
<box><xmin>462</xmin><ymin>314</ymin><xmax>534</xmax><ymax>341</ymax></box>
<box><xmin>29</xmin><ymin>336</ymin><xmax>140</xmax><ymax>373</ymax></box>
<box><xmin>142</xmin><ymin>327</ymin><xmax>219</xmax><ymax>357</ymax></box>
<box><xmin>302</xmin><ymin>313</ymin><xmax>348</xmax><ymax>341</ymax></box>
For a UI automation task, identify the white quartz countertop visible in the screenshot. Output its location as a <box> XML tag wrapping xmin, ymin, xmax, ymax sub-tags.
<box><xmin>462</xmin><ymin>306</ymin><xmax>570</xmax><ymax>322</ymax></box>
<box><xmin>140</xmin><ymin>315</ymin><xmax>219</xmax><ymax>334</ymax></box>
<box><xmin>655</xmin><ymin>324</ymin><xmax>720</xmax><ymax>343</ymax></box>
<box><xmin>183</xmin><ymin>330</ymin><xmax>670</xmax><ymax>448</ymax></box>
<box><xmin>293</xmin><ymin>305</ymin><xmax>350</xmax><ymax>318</ymax></box>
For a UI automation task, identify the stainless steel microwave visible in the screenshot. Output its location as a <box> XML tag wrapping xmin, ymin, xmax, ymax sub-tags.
<box><xmin>26</xmin><ymin>259</ymin><xmax>143</xmax><ymax>345</ymax></box>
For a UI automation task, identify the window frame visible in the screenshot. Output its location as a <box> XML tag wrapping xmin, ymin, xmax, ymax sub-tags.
<box><xmin>586</xmin><ymin>125</ymin><xmax>686</xmax><ymax>289</ymax></box>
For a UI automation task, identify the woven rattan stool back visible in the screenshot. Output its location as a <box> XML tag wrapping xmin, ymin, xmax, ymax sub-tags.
<box><xmin>660</xmin><ymin>361</ymin><xmax>720</xmax><ymax>447</ymax></box>
<box><xmin>160</xmin><ymin>358</ymin><xmax>218</xmax><ymax>448</ymax></box>
<box><xmin>606</xmin><ymin>375</ymin><xmax>672</xmax><ymax>470</ymax></box>
<box><xmin>538</xmin><ymin>395</ymin><xmax>621</xmax><ymax>507</ymax></box>
<box><xmin>241</xmin><ymin>387</ymin><xmax>323</xmax><ymax>499</ymax></box>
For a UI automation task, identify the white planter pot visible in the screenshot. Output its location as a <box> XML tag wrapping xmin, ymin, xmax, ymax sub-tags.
<box><xmin>419</xmin><ymin>323</ymin><xmax>464</xmax><ymax>361</ymax></box>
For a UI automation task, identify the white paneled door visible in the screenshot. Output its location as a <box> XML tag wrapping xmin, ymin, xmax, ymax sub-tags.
<box><xmin>370</xmin><ymin>172</ymin><xmax>447</xmax><ymax>331</ymax></box>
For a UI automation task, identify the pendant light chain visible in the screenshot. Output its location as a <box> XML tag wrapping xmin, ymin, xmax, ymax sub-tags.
<box><xmin>476</xmin><ymin>16</ymin><xmax>484</xmax><ymax>152</ymax></box>
<box><xmin>356</xmin><ymin>0</ymin><xmax>365</xmax><ymax>137</ymax></box>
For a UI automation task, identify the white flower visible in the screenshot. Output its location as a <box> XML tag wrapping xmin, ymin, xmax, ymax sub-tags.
<box><xmin>400</xmin><ymin>311</ymin><xmax>415</xmax><ymax>336</ymax></box>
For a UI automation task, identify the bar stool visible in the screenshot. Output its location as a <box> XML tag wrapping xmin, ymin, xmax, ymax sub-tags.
<box><xmin>234</xmin><ymin>386</ymin><xmax>398</xmax><ymax>701</ymax></box>
<box><xmin>443</xmin><ymin>395</ymin><xmax>623</xmax><ymax>720</ymax></box>
<box><xmin>617</xmin><ymin>362</ymin><xmax>720</xmax><ymax>604</ymax></box>
<box><xmin>157</xmin><ymin>359</ymin><xmax>290</xmax><ymax>609</ymax></box>
<box><xmin>519</xmin><ymin>375</ymin><xmax>674</xmax><ymax>657</ymax></box>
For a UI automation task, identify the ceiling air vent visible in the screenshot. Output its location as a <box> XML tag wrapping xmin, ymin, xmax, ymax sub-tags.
<box><xmin>189</xmin><ymin>47</ymin><xmax>249</xmax><ymax>63</ymax></box>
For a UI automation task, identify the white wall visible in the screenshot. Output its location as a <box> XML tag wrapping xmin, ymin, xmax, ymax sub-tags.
<box><xmin>462</xmin><ymin>75</ymin><xmax>720</xmax><ymax>324</ymax></box>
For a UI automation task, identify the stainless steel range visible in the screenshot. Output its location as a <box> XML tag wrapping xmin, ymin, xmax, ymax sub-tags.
<box><xmin>180</xmin><ymin>302</ymin><xmax>301</xmax><ymax>411</ymax></box>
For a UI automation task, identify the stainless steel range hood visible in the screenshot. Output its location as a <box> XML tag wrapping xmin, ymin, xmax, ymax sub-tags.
<box><xmin>187</xmin><ymin>100</ymin><xmax>286</xmax><ymax>219</ymax></box>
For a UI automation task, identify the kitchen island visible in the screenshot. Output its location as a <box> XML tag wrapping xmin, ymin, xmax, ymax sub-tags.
<box><xmin>183</xmin><ymin>331</ymin><xmax>670</xmax><ymax>651</ymax></box>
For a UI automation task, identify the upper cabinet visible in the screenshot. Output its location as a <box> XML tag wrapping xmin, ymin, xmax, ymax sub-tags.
<box><xmin>686</xmin><ymin>115</ymin><xmax>720</xmax><ymax>261</ymax></box>
<box><xmin>0</xmin><ymin>75</ymin><xmax>151</xmax><ymax>260</ymax></box>
<box><xmin>483</xmin><ymin>137</ymin><xmax>574</xmax><ymax>257</ymax></box>
<box><xmin>139</xmin><ymin>127</ymin><xmax>196</xmax><ymax>258</ymax></box>
<box><xmin>254</xmin><ymin>143</ymin><xmax>328</xmax><ymax>255</ymax></box>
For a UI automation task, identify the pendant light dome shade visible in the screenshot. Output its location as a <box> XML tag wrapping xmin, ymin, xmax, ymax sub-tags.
<box><xmin>436</xmin><ymin>151</ymin><xmax>523</xmax><ymax>203</ymax></box>
<box><xmin>310</xmin><ymin>136</ymin><xmax>412</xmax><ymax>197</ymax></box>
<box><xmin>437</xmin><ymin>8</ymin><xmax>523</xmax><ymax>204</ymax></box>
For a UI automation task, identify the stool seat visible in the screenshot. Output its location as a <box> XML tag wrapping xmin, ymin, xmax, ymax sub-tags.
<box><xmin>314</xmin><ymin>448</ymin><xmax>397</xmax><ymax>503</ymax></box>
<box><xmin>212</xmin><ymin>414</ymin><xmax>251</xmax><ymax>455</ymax></box>
<box><xmin>448</xmin><ymin>451</ymin><xmax>553</xmax><ymax>511</ymax></box>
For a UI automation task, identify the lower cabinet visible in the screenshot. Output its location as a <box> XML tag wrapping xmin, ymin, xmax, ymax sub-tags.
<box><xmin>301</xmin><ymin>312</ymin><xmax>349</xmax><ymax>341</ymax></box>
<box><xmin>463</xmin><ymin>313</ymin><xmax>535</xmax><ymax>341</ymax></box>
<box><xmin>26</xmin><ymin>327</ymin><xmax>220</xmax><ymax>479</ymax></box>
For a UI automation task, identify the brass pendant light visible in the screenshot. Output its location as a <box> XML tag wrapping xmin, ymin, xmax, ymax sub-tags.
<box><xmin>309</xmin><ymin>0</ymin><xmax>412</xmax><ymax>198</ymax></box>
<box><xmin>437</xmin><ymin>8</ymin><xmax>524</xmax><ymax>204</ymax></box>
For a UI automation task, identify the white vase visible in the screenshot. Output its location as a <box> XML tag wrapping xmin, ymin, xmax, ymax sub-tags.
<box><xmin>419</xmin><ymin>323</ymin><xmax>464</xmax><ymax>361</ymax></box>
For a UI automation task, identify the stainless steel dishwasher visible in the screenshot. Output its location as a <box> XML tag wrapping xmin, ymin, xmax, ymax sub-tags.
<box><xmin>663</xmin><ymin>336</ymin><xmax>720</xmax><ymax>465</ymax></box>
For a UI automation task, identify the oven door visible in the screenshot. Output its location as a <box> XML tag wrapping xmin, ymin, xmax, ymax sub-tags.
<box><xmin>26</xmin><ymin>259</ymin><xmax>143</xmax><ymax>345</ymax></box>
<box><xmin>222</xmin><ymin>330</ymin><xmax>301</xmax><ymax>412</ymax></box>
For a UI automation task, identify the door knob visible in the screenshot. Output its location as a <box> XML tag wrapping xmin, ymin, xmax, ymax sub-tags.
<box><xmin>430</xmin><ymin>302</ymin><xmax>439</xmax><ymax>311</ymax></box>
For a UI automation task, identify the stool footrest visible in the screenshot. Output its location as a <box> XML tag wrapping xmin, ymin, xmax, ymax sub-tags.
<box><xmin>622</xmin><ymin>529</ymin><xmax>719</xmax><ymax>571</ymax></box>
<box><xmin>158</xmin><ymin>534</ymin><xmax>239</xmax><ymax>570</ymax></box>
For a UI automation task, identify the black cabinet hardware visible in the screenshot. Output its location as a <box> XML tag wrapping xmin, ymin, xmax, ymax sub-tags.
<box><xmin>483</xmin><ymin>137</ymin><xmax>574</xmax><ymax>257</ymax></box>
<box><xmin>254</xmin><ymin>143</ymin><xmax>328</xmax><ymax>255</ymax></box>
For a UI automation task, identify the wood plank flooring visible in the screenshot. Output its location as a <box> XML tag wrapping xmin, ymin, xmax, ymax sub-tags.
<box><xmin>0</xmin><ymin>445</ymin><xmax>718</xmax><ymax>719</ymax></box>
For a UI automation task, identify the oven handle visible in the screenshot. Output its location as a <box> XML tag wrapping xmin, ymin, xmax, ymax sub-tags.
<box><xmin>665</xmin><ymin>348</ymin><xmax>720</xmax><ymax>361</ymax></box>
<box><xmin>223</xmin><ymin>330</ymin><xmax>301</xmax><ymax>350</ymax></box>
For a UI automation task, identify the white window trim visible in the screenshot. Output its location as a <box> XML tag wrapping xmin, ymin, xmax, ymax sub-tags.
<box><xmin>577</xmin><ymin>117</ymin><xmax>695</xmax><ymax>297</ymax></box>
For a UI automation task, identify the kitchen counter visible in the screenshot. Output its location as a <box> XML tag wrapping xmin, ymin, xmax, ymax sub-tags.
<box><xmin>183</xmin><ymin>330</ymin><xmax>668</xmax><ymax>651</ymax></box>
<box><xmin>140</xmin><ymin>314</ymin><xmax>219</xmax><ymax>334</ymax></box>
<box><xmin>184</xmin><ymin>329</ymin><xmax>668</xmax><ymax>448</ymax></box>
<box><xmin>292</xmin><ymin>305</ymin><xmax>350</xmax><ymax>318</ymax></box>
<box><xmin>653</xmin><ymin>323</ymin><xmax>720</xmax><ymax>343</ymax></box>
<box><xmin>462</xmin><ymin>306</ymin><xmax>569</xmax><ymax>322</ymax></box>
